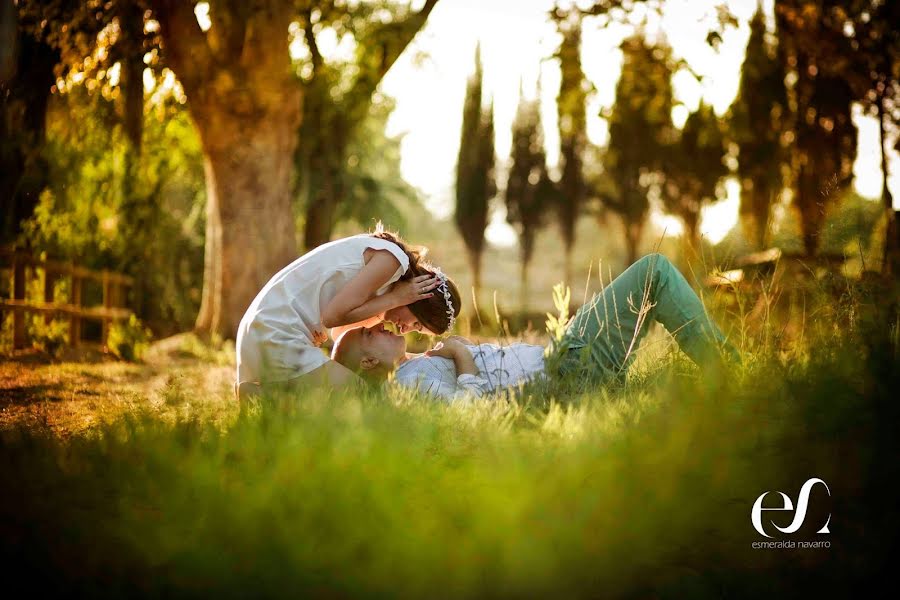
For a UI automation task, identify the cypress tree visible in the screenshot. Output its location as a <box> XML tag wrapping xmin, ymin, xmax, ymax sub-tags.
<box><xmin>454</xmin><ymin>43</ymin><xmax>496</xmax><ymax>299</ymax></box>
<box><xmin>663</xmin><ymin>102</ymin><xmax>728</xmax><ymax>255</ymax></box>
<box><xmin>554</xmin><ymin>10</ymin><xmax>588</xmax><ymax>287</ymax></box>
<box><xmin>506</xmin><ymin>81</ymin><xmax>552</xmax><ymax>310</ymax></box>
<box><xmin>728</xmin><ymin>4</ymin><xmax>788</xmax><ymax>249</ymax></box>
<box><xmin>606</xmin><ymin>33</ymin><xmax>677</xmax><ymax>264</ymax></box>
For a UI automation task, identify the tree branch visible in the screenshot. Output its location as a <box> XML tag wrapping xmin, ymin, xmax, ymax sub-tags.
<box><xmin>208</xmin><ymin>0</ymin><xmax>248</xmax><ymax>63</ymax></box>
<box><xmin>302</xmin><ymin>6</ymin><xmax>322</xmax><ymax>75</ymax></box>
<box><xmin>147</xmin><ymin>0</ymin><xmax>213</xmax><ymax>95</ymax></box>
<box><xmin>349</xmin><ymin>0</ymin><xmax>440</xmax><ymax>100</ymax></box>
<box><xmin>381</xmin><ymin>0</ymin><xmax>439</xmax><ymax>79</ymax></box>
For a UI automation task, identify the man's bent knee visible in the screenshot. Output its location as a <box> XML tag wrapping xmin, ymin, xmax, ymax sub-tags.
<box><xmin>640</xmin><ymin>253</ymin><xmax>670</xmax><ymax>268</ymax></box>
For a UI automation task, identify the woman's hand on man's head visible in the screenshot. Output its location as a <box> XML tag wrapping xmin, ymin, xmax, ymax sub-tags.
<box><xmin>390</xmin><ymin>274</ymin><xmax>441</xmax><ymax>306</ymax></box>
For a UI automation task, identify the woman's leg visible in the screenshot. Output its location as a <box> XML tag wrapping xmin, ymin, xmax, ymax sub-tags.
<box><xmin>561</xmin><ymin>253</ymin><xmax>735</xmax><ymax>375</ymax></box>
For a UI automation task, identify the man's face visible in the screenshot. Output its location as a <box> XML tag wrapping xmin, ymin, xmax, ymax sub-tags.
<box><xmin>338</xmin><ymin>323</ymin><xmax>407</xmax><ymax>370</ymax></box>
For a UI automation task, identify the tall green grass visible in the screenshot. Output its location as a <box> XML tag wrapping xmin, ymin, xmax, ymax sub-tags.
<box><xmin>1</xmin><ymin>280</ymin><xmax>897</xmax><ymax>598</ymax></box>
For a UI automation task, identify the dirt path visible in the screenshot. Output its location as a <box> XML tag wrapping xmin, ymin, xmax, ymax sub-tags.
<box><xmin>0</xmin><ymin>334</ymin><xmax>236</xmax><ymax>436</ymax></box>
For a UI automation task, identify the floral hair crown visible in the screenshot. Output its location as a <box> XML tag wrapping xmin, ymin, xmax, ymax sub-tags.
<box><xmin>432</xmin><ymin>266</ymin><xmax>456</xmax><ymax>332</ymax></box>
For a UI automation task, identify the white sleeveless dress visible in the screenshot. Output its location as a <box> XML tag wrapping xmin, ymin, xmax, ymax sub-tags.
<box><xmin>235</xmin><ymin>235</ymin><xmax>410</xmax><ymax>385</ymax></box>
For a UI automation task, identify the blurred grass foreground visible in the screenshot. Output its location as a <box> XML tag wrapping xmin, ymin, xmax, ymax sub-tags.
<box><xmin>1</xmin><ymin>287</ymin><xmax>898</xmax><ymax>598</ymax></box>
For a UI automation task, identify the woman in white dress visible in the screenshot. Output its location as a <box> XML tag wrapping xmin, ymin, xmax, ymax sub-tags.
<box><xmin>235</xmin><ymin>227</ymin><xmax>461</xmax><ymax>399</ymax></box>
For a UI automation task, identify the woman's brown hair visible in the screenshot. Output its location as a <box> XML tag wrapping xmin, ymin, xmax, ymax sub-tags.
<box><xmin>371</xmin><ymin>224</ymin><xmax>462</xmax><ymax>334</ymax></box>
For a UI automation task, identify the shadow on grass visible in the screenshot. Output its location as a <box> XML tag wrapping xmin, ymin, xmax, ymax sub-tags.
<box><xmin>0</xmin><ymin>383</ymin><xmax>69</xmax><ymax>405</ymax></box>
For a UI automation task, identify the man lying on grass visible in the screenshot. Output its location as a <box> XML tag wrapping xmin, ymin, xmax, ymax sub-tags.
<box><xmin>332</xmin><ymin>254</ymin><xmax>739</xmax><ymax>400</ymax></box>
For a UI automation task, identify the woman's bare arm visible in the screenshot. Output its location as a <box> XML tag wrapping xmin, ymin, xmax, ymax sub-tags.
<box><xmin>425</xmin><ymin>339</ymin><xmax>478</xmax><ymax>376</ymax></box>
<box><xmin>320</xmin><ymin>251</ymin><xmax>438</xmax><ymax>328</ymax></box>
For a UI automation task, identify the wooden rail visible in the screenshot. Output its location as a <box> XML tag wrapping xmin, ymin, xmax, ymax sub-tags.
<box><xmin>704</xmin><ymin>248</ymin><xmax>849</xmax><ymax>290</ymax></box>
<box><xmin>0</xmin><ymin>247</ymin><xmax>134</xmax><ymax>350</ymax></box>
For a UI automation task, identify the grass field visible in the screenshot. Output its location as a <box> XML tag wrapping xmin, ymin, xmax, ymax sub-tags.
<box><xmin>1</xmin><ymin>279</ymin><xmax>898</xmax><ymax>598</ymax></box>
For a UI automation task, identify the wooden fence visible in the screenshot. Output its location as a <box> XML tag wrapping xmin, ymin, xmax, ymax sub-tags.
<box><xmin>704</xmin><ymin>247</ymin><xmax>850</xmax><ymax>290</ymax></box>
<box><xmin>0</xmin><ymin>246</ymin><xmax>134</xmax><ymax>350</ymax></box>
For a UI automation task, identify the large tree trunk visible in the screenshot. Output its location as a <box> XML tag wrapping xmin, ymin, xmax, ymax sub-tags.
<box><xmin>759</xmin><ymin>189</ymin><xmax>777</xmax><ymax>249</ymax></box>
<box><xmin>194</xmin><ymin>156</ymin><xmax>222</xmax><ymax>333</ymax></box>
<box><xmin>795</xmin><ymin>163</ymin><xmax>823</xmax><ymax>257</ymax></box>
<box><xmin>303</xmin><ymin>196</ymin><xmax>336</xmax><ymax>250</ymax></box>
<box><xmin>520</xmin><ymin>257</ymin><xmax>530</xmax><ymax>313</ymax></box>
<box><xmin>799</xmin><ymin>209</ymin><xmax>820</xmax><ymax>257</ymax></box>
<box><xmin>519</xmin><ymin>234</ymin><xmax>534</xmax><ymax>312</ymax></box>
<box><xmin>682</xmin><ymin>211</ymin><xmax>700</xmax><ymax>261</ymax></box>
<box><xmin>741</xmin><ymin>181</ymin><xmax>772</xmax><ymax>250</ymax></box>
<box><xmin>193</xmin><ymin>111</ymin><xmax>300</xmax><ymax>337</ymax></box>
<box><xmin>624</xmin><ymin>219</ymin><xmax>643</xmax><ymax>265</ymax></box>
<box><xmin>152</xmin><ymin>0</ymin><xmax>303</xmax><ymax>338</ymax></box>
<box><xmin>298</xmin><ymin>81</ymin><xmax>348</xmax><ymax>251</ymax></box>
<box><xmin>302</xmin><ymin>162</ymin><xmax>341</xmax><ymax>250</ymax></box>
<box><xmin>877</xmin><ymin>95</ymin><xmax>897</xmax><ymax>275</ymax></box>
<box><xmin>467</xmin><ymin>248</ymin><xmax>482</xmax><ymax>307</ymax></box>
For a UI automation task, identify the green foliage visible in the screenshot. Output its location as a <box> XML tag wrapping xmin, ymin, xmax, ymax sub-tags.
<box><xmin>161</xmin><ymin>373</ymin><xmax>189</xmax><ymax>407</ymax></box>
<box><xmin>294</xmin><ymin>0</ymin><xmax>438</xmax><ymax>248</ymax></box>
<box><xmin>176</xmin><ymin>332</ymin><xmax>236</xmax><ymax>367</ymax></box>
<box><xmin>454</xmin><ymin>43</ymin><xmax>496</xmax><ymax>290</ymax></box>
<box><xmin>605</xmin><ymin>34</ymin><xmax>677</xmax><ymax>262</ymax></box>
<box><xmin>107</xmin><ymin>314</ymin><xmax>151</xmax><ymax>361</ymax></box>
<box><xmin>26</xmin><ymin>316</ymin><xmax>69</xmax><ymax>356</ymax></box>
<box><xmin>554</xmin><ymin>11</ymin><xmax>589</xmax><ymax>281</ymax></box>
<box><xmin>662</xmin><ymin>102</ymin><xmax>728</xmax><ymax>250</ymax></box>
<box><xmin>840</xmin><ymin>0</ymin><xmax>900</xmax><ymax>270</ymax></box>
<box><xmin>728</xmin><ymin>6</ymin><xmax>788</xmax><ymax>249</ymax></box>
<box><xmin>792</xmin><ymin>72</ymin><xmax>858</xmax><ymax>256</ymax></box>
<box><xmin>506</xmin><ymin>84</ymin><xmax>553</xmax><ymax>306</ymax></box>
<box><xmin>23</xmin><ymin>86</ymin><xmax>206</xmax><ymax>335</ymax></box>
<box><xmin>714</xmin><ymin>190</ymin><xmax>884</xmax><ymax>264</ymax></box>
<box><xmin>506</xmin><ymin>88</ymin><xmax>548</xmax><ymax>254</ymax></box>
<box><xmin>776</xmin><ymin>1</ymin><xmax>860</xmax><ymax>256</ymax></box>
<box><xmin>816</xmin><ymin>191</ymin><xmax>884</xmax><ymax>255</ymax></box>
<box><xmin>331</xmin><ymin>94</ymin><xmax>414</xmax><ymax>231</ymax></box>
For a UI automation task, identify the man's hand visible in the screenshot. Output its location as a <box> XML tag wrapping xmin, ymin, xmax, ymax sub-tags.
<box><xmin>311</xmin><ymin>328</ymin><xmax>328</xmax><ymax>347</ymax></box>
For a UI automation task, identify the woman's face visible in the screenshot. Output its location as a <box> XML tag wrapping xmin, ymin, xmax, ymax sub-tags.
<box><xmin>383</xmin><ymin>306</ymin><xmax>437</xmax><ymax>335</ymax></box>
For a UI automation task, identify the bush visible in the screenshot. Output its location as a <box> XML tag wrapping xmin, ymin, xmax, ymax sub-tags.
<box><xmin>107</xmin><ymin>315</ymin><xmax>152</xmax><ymax>361</ymax></box>
<box><xmin>27</xmin><ymin>316</ymin><xmax>69</xmax><ymax>357</ymax></box>
<box><xmin>177</xmin><ymin>332</ymin><xmax>235</xmax><ymax>365</ymax></box>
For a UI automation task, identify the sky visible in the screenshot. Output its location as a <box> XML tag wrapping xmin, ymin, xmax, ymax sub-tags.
<box><xmin>375</xmin><ymin>0</ymin><xmax>900</xmax><ymax>247</ymax></box>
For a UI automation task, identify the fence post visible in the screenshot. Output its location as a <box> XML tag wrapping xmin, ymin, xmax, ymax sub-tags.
<box><xmin>12</xmin><ymin>253</ymin><xmax>26</xmax><ymax>349</ymax></box>
<box><xmin>44</xmin><ymin>267</ymin><xmax>55</xmax><ymax>325</ymax></box>
<box><xmin>101</xmin><ymin>270</ymin><xmax>111</xmax><ymax>348</ymax></box>
<box><xmin>70</xmin><ymin>268</ymin><xmax>82</xmax><ymax>346</ymax></box>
